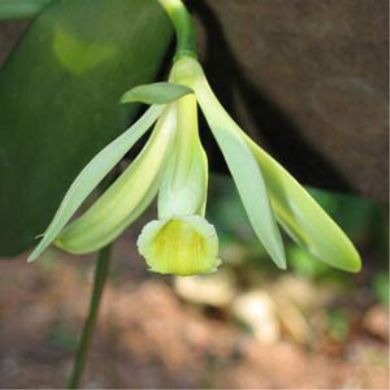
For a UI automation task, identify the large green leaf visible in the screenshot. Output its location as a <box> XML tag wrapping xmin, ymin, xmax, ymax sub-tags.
<box><xmin>0</xmin><ymin>0</ymin><xmax>172</xmax><ymax>256</ymax></box>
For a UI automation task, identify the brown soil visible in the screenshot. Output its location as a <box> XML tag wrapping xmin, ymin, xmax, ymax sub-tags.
<box><xmin>0</xmin><ymin>230</ymin><xmax>388</xmax><ymax>389</ymax></box>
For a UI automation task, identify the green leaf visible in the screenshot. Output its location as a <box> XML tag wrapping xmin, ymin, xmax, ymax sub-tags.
<box><xmin>193</xmin><ymin>73</ymin><xmax>286</xmax><ymax>270</ymax></box>
<box><xmin>245</xmin><ymin>139</ymin><xmax>362</xmax><ymax>272</ymax></box>
<box><xmin>0</xmin><ymin>0</ymin><xmax>55</xmax><ymax>20</ymax></box>
<box><xmin>0</xmin><ymin>0</ymin><xmax>173</xmax><ymax>257</ymax></box>
<box><xmin>53</xmin><ymin>27</ymin><xmax>117</xmax><ymax>76</ymax></box>
<box><xmin>28</xmin><ymin>105</ymin><xmax>163</xmax><ymax>262</ymax></box>
<box><xmin>121</xmin><ymin>82</ymin><xmax>193</xmax><ymax>105</ymax></box>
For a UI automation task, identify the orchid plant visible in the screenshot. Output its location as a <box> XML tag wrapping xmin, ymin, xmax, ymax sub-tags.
<box><xmin>29</xmin><ymin>0</ymin><xmax>361</xmax><ymax>276</ymax></box>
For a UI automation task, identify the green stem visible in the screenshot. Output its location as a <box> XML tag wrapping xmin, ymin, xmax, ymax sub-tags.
<box><xmin>158</xmin><ymin>0</ymin><xmax>197</xmax><ymax>61</ymax></box>
<box><xmin>67</xmin><ymin>245</ymin><xmax>113</xmax><ymax>389</ymax></box>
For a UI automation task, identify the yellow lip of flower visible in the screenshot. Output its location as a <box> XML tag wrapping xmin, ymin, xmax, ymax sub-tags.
<box><xmin>137</xmin><ymin>215</ymin><xmax>221</xmax><ymax>276</ymax></box>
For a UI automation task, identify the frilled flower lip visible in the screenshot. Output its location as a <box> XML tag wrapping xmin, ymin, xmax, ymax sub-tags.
<box><xmin>137</xmin><ymin>215</ymin><xmax>221</xmax><ymax>276</ymax></box>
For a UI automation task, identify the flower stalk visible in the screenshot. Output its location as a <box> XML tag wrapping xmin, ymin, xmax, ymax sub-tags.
<box><xmin>68</xmin><ymin>244</ymin><xmax>112</xmax><ymax>389</ymax></box>
<box><xmin>158</xmin><ymin>0</ymin><xmax>197</xmax><ymax>60</ymax></box>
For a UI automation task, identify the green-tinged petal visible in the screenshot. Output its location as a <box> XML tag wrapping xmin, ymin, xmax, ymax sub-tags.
<box><xmin>28</xmin><ymin>105</ymin><xmax>164</xmax><ymax>262</ymax></box>
<box><xmin>55</xmin><ymin>105</ymin><xmax>176</xmax><ymax>254</ymax></box>
<box><xmin>158</xmin><ymin>93</ymin><xmax>208</xmax><ymax>218</ymax></box>
<box><xmin>137</xmin><ymin>215</ymin><xmax>221</xmax><ymax>276</ymax></box>
<box><xmin>243</xmin><ymin>139</ymin><xmax>362</xmax><ymax>272</ymax></box>
<box><xmin>177</xmin><ymin>57</ymin><xmax>286</xmax><ymax>269</ymax></box>
<box><xmin>121</xmin><ymin>82</ymin><xmax>193</xmax><ymax>105</ymax></box>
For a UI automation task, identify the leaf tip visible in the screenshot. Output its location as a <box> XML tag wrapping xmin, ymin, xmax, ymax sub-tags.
<box><xmin>120</xmin><ymin>90</ymin><xmax>135</xmax><ymax>104</ymax></box>
<box><xmin>27</xmin><ymin>239</ymin><xmax>46</xmax><ymax>263</ymax></box>
<box><xmin>345</xmin><ymin>253</ymin><xmax>362</xmax><ymax>273</ymax></box>
<box><xmin>278</xmin><ymin>261</ymin><xmax>288</xmax><ymax>271</ymax></box>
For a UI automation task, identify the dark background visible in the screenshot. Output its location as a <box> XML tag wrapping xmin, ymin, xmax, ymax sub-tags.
<box><xmin>188</xmin><ymin>0</ymin><xmax>389</xmax><ymax>201</ymax></box>
<box><xmin>1</xmin><ymin>0</ymin><xmax>389</xmax><ymax>200</ymax></box>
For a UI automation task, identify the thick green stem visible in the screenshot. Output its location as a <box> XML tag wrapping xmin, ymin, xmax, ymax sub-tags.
<box><xmin>158</xmin><ymin>0</ymin><xmax>197</xmax><ymax>60</ymax></box>
<box><xmin>67</xmin><ymin>245</ymin><xmax>112</xmax><ymax>389</ymax></box>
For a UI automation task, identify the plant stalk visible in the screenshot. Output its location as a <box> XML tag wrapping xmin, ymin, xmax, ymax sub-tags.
<box><xmin>158</xmin><ymin>0</ymin><xmax>198</xmax><ymax>60</ymax></box>
<box><xmin>67</xmin><ymin>244</ymin><xmax>113</xmax><ymax>389</ymax></box>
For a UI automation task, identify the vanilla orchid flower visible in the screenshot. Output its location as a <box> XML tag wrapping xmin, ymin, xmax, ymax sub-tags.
<box><xmin>137</xmin><ymin>92</ymin><xmax>221</xmax><ymax>275</ymax></box>
<box><xmin>28</xmin><ymin>0</ymin><xmax>361</xmax><ymax>275</ymax></box>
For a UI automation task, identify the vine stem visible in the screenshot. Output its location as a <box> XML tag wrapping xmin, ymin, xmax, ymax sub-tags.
<box><xmin>158</xmin><ymin>0</ymin><xmax>198</xmax><ymax>60</ymax></box>
<box><xmin>67</xmin><ymin>244</ymin><xmax>113</xmax><ymax>389</ymax></box>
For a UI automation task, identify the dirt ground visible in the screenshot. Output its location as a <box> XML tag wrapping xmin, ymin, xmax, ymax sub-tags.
<box><xmin>0</xmin><ymin>227</ymin><xmax>388</xmax><ymax>390</ymax></box>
